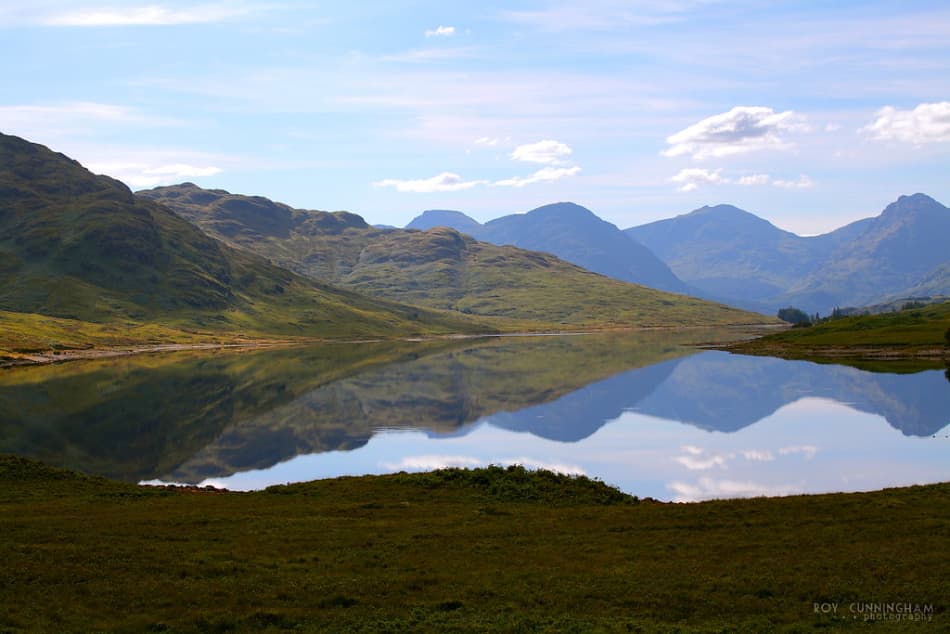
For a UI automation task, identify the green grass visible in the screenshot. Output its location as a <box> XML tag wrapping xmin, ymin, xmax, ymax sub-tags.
<box><xmin>729</xmin><ymin>300</ymin><xmax>950</xmax><ymax>361</ymax></box>
<box><xmin>0</xmin><ymin>309</ymin><xmax>285</xmax><ymax>361</ymax></box>
<box><xmin>1</xmin><ymin>456</ymin><xmax>947</xmax><ymax>632</ymax></box>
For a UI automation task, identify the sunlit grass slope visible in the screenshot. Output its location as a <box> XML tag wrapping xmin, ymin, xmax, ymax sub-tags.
<box><xmin>0</xmin><ymin>133</ymin><xmax>488</xmax><ymax>345</ymax></box>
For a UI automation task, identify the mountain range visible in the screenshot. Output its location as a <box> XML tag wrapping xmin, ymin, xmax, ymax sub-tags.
<box><xmin>627</xmin><ymin>194</ymin><xmax>950</xmax><ymax>313</ymax></box>
<box><xmin>407</xmin><ymin>203</ymin><xmax>688</xmax><ymax>294</ymax></box>
<box><xmin>406</xmin><ymin>195</ymin><xmax>950</xmax><ymax>315</ymax></box>
<box><xmin>5</xmin><ymin>332</ymin><xmax>942</xmax><ymax>484</ymax></box>
<box><xmin>0</xmin><ymin>132</ymin><xmax>764</xmax><ymax>353</ymax></box>
<box><xmin>4</xmin><ymin>130</ymin><xmax>943</xmax><ymax>340</ymax></box>
<box><xmin>141</xmin><ymin>183</ymin><xmax>759</xmax><ymax>327</ymax></box>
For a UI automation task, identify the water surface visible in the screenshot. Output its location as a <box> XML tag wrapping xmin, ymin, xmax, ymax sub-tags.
<box><xmin>2</xmin><ymin>331</ymin><xmax>947</xmax><ymax>501</ymax></box>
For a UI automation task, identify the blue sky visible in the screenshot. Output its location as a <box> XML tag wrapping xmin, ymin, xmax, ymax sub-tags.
<box><xmin>2</xmin><ymin>1</ymin><xmax>948</xmax><ymax>234</ymax></box>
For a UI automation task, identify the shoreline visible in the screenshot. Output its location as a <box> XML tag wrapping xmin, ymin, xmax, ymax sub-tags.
<box><xmin>0</xmin><ymin>322</ymin><xmax>780</xmax><ymax>369</ymax></box>
<box><xmin>0</xmin><ymin>339</ymin><xmax>309</xmax><ymax>368</ymax></box>
<box><xmin>721</xmin><ymin>342</ymin><xmax>950</xmax><ymax>361</ymax></box>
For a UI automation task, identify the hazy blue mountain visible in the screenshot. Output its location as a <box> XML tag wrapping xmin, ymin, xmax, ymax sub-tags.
<box><xmin>883</xmin><ymin>262</ymin><xmax>950</xmax><ymax>301</ymax></box>
<box><xmin>407</xmin><ymin>202</ymin><xmax>689</xmax><ymax>294</ymax></box>
<box><xmin>626</xmin><ymin>204</ymin><xmax>815</xmax><ymax>309</ymax></box>
<box><xmin>626</xmin><ymin>194</ymin><xmax>950</xmax><ymax>314</ymax></box>
<box><xmin>407</xmin><ymin>209</ymin><xmax>483</xmax><ymax>235</ymax></box>
<box><xmin>782</xmin><ymin>194</ymin><xmax>950</xmax><ymax>310</ymax></box>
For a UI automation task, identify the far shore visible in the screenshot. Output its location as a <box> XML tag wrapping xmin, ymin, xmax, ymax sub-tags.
<box><xmin>0</xmin><ymin>323</ymin><xmax>780</xmax><ymax>369</ymax></box>
<box><xmin>721</xmin><ymin>340</ymin><xmax>950</xmax><ymax>361</ymax></box>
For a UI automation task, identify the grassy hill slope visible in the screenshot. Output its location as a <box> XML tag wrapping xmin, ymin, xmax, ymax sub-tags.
<box><xmin>140</xmin><ymin>184</ymin><xmax>769</xmax><ymax>328</ymax></box>
<box><xmin>0</xmin><ymin>133</ymin><xmax>486</xmax><ymax>350</ymax></box>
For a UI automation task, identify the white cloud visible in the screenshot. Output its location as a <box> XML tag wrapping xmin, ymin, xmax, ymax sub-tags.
<box><xmin>669</xmin><ymin>167</ymin><xmax>725</xmax><ymax>192</ymax></box>
<box><xmin>373</xmin><ymin>171</ymin><xmax>486</xmax><ymax>193</ymax></box>
<box><xmin>671</xmin><ymin>170</ymin><xmax>813</xmax><ymax>191</ymax></box>
<box><xmin>675</xmin><ymin>452</ymin><xmax>732</xmax><ymax>471</ymax></box>
<box><xmin>501</xmin><ymin>2</ymin><xmax>712</xmax><ymax>32</ymax></box>
<box><xmin>0</xmin><ymin>102</ymin><xmax>184</xmax><ymax>142</ymax></box>
<box><xmin>0</xmin><ymin>102</ymin><xmax>132</xmax><ymax>122</ymax></box>
<box><xmin>425</xmin><ymin>25</ymin><xmax>456</xmax><ymax>37</ymax></box>
<box><xmin>862</xmin><ymin>102</ymin><xmax>950</xmax><ymax>144</ymax></box>
<box><xmin>510</xmin><ymin>139</ymin><xmax>573</xmax><ymax>164</ymax></box>
<box><xmin>663</xmin><ymin>106</ymin><xmax>804</xmax><ymax>160</ymax></box>
<box><xmin>87</xmin><ymin>161</ymin><xmax>223</xmax><ymax>188</ymax></box>
<box><xmin>494</xmin><ymin>165</ymin><xmax>581</xmax><ymax>187</ymax></box>
<box><xmin>773</xmin><ymin>174</ymin><xmax>814</xmax><ymax>189</ymax></box>
<box><xmin>143</xmin><ymin>163</ymin><xmax>223</xmax><ymax>177</ymax></box>
<box><xmin>40</xmin><ymin>4</ymin><xmax>253</xmax><ymax>27</ymax></box>
<box><xmin>474</xmin><ymin>136</ymin><xmax>502</xmax><ymax>146</ymax></box>
<box><xmin>737</xmin><ymin>173</ymin><xmax>770</xmax><ymax>186</ymax></box>
<box><xmin>742</xmin><ymin>449</ymin><xmax>775</xmax><ymax>462</ymax></box>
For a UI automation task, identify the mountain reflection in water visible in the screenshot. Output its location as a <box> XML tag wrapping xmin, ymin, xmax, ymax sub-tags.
<box><xmin>1</xmin><ymin>331</ymin><xmax>947</xmax><ymax>500</ymax></box>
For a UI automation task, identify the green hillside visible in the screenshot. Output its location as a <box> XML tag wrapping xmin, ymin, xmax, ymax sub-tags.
<box><xmin>728</xmin><ymin>300</ymin><xmax>950</xmax><ymax>360</ymax></box>
<box><xmin>0</xmin><ymin>133</ymin><xmax>486</xmax><ymax>350</ymax></box>
<box><xmin>141</xmin><ymin>184</ymin><xmax>769</xmax><ymax>328</ymax></box>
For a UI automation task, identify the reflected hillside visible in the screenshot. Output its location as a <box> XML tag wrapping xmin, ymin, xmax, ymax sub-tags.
<box><xmin>632</xmin><ymin>351</ymin><xmax>950</xmax><ymax>436</ymax></box>
<box><xmin>0</xmin><ymin>340</ymin><xmax>471</xmax><ymax>481</ymax></box>
<box><xmin>4</xmin><ymin>332</ymin><xmax>943</xmax><ymax>486</ymax></box>
<box><xmin>0</xmin><ymin>331</ymin><xmax>702</xmax><ymax>483</ymax></box>
<box><xmin>481</xmin><ymin>352</ymin><xmax>949</xmax><ymax>440</ymax></box>
<box><xmin>166</xmin><ymin>332</ymin><xmax>697</xmax><ymax>483</ymax></box>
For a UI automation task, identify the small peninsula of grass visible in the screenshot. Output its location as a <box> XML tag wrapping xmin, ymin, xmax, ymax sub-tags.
<box><xmin>2</xmin><ymin>456</ymin><xmax>947</xmax><ymax>632</ymax></box>
<box><xmin>726</xmin><ymin>301</ymin><xmax>950</xmax><ymax>365</ymax></box>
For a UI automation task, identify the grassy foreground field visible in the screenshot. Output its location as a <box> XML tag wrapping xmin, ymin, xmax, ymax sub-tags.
<box><xmin>1</xmin><ymin>457</ymin><xmax>947</xmax><ymax>632</ymax></box>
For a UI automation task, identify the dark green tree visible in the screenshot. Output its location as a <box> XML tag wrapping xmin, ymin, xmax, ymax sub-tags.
<box><xmin>777</xmin><ymin>307</ymin><xmax>811</xmax><ymax>326</ymax></box>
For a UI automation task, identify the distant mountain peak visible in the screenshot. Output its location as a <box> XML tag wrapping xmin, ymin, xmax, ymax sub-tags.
<box><xmin>406</xmin><ymin>209</ymin><xmax>481</xmax><ymax>232</ymax></box>
<box><xmin>526</xmin><ymin>201</ymin><xmax>599</xmax><ymax>221</ymax></box>
<box><xmin>688</xmin><ymin>203</ymin><xmax>760</xmax><ymax>220</ymax></box>
<box><xmin>881</xmin><ymin>193</ymin><xmax>945</xmax><ymax>217</ymax></box>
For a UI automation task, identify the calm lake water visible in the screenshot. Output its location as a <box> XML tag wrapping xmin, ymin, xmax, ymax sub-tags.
<box><xmin>2</xmin><ymin>331</ymin><xmax>948</xmax><ymax>501</ymax></box>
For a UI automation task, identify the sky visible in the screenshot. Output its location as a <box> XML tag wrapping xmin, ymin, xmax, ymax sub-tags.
<box><xmin>2</xmin><ymin>1</ymin><xmax>949</xmax><ymax>235</ymax></box>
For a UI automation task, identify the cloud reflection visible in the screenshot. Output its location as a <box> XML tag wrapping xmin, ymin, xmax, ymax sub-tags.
<box><xmin>383</xmin><ymin>454</ymin><xmax>585</xmax><ymax>476</ymax></box>
<box><xmin>669</xmin><ymin>477</ymin><xmax>804</xmax><ymax>503</ymax></box>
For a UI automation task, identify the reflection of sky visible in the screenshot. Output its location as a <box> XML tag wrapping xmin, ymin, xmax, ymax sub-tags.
<box><xmin>176</xmin><ymin>397</ymin><xmax>950</xmax><ymax>502</ymax></box>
